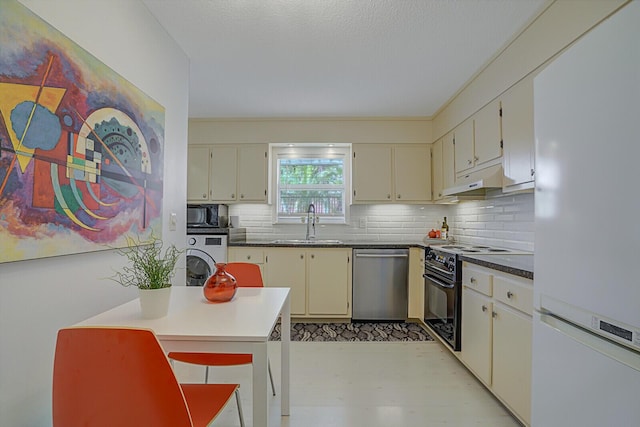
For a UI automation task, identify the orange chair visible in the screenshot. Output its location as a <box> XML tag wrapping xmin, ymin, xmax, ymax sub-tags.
<box><xmin>52</xmin><ymin>327</ymin><xmax>244</xmax><ymax>427</ymax></box>
<box><xmin>168</xmin><ymin>262</ymin><xmax>276</xmax><ymax>396</ymax></box>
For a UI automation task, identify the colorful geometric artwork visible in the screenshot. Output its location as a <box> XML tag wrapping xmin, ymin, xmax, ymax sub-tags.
<box><xmin>0</xmin><ymin>0</ymin><xmax>165</xmax><ymax>263</ymax></box>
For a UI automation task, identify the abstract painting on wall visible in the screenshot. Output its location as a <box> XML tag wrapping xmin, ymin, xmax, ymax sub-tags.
<box><xmin>0</xmin><ymin>0</ymin><xmax>165</xmax><ymax>263</ymax></box>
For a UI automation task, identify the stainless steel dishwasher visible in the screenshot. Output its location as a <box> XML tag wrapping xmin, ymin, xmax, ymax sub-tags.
<box><xmin>352</xmin><ymin>248</ymin><xmax>409</xmax><ymax>321</ymax></box>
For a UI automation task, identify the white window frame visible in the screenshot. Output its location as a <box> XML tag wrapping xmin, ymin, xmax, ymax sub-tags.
<box><xmin>270</xmin><ymin>144</ymin><xmax>351</xmax><ymax>225</ymax></box>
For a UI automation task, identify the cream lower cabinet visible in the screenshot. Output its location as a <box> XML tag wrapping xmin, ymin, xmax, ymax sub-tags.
<box><xmin>227</xmin><ymin>247</ymin><xmax>267</xmax><ymax>281</ymax></box>
<box><xmin>264</xmin><ymin>247</ymin><xmax>352</xmax><ymax>318</ymax></box>
<box><xmin>407</xmin><ymin>247</ymin><xmax>425</xmax><ymax>319</ymax></box>
<box><xmin>461</xmin><ymin>262</ymin><xmax>532</xmax><ymax>426</ymax></box>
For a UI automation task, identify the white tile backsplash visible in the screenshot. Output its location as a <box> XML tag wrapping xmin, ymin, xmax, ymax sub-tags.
<box><xmin>228</xmin><ymin>191</ymin><xmax>535</xmax><ymax>251</ymax></box>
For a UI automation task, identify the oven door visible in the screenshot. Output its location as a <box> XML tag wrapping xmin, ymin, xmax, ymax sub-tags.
<box><xmin>424</xmin><ymin>272</ymin><xmax>461</xmax><ymax>351</ymax></box>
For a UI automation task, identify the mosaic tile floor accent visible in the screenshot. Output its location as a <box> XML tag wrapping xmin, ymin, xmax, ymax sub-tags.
<box><xmin>269</xmin><ymin>322</ymin><xmax>434</xmax><ymax>342</ymax></box>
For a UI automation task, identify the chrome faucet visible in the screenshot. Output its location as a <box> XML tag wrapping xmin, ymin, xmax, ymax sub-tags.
<box><xmin>305</xmin><ymin>203</ymin><xmax>316</xmax><ymax>240</ymax></box>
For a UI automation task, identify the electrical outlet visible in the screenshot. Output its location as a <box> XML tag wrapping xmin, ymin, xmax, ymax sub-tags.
<box><xmin>359</xmin><ymin>218</ymin><xmax>366</xmax><ymax>228</ymax></box>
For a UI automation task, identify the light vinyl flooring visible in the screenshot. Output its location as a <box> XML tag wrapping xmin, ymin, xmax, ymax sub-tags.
<box><xmin>172</xmin><ymin>341</ymin><xmax>521</xmax><ymax>427</ymax></box>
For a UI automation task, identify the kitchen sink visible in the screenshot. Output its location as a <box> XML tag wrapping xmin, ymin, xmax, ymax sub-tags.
<box><xmin>271</xmin><ymin>239</ymin><xmax>343</xmax><ymax>245</ymax></box>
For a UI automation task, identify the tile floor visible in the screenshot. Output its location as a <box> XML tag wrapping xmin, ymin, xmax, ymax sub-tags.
<box><xmin>172</xmin><ymin>341</ymin><xmax>521</xmax><ymax>427</ymax></box>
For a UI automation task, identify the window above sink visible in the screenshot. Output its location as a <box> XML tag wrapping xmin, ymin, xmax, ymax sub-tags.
<box><xmin>271</xmin><ymin>144</ymin><xmax>351</xmax><ymax>225</ymax></box>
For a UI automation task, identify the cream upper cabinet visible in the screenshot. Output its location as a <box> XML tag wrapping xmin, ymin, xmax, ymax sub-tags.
<box><xmin>210</xmin><ymin>145</ymin><xmax>238</xmax><ymax>202</ymax></box>
<box><xmin>237</xmin><ymin>144</ymin><xmax>268</xmax><ymax>201</ymax></box>
<box><xmin>461</xmin><ymin>262</ymin><xmax>533</xmax><ymax>426</ymax></box>
<box><xmin>454</xmin><ymin>99</ymin><xmax>502</xmax><ymax>176</ymax></box>
<box><xmin>187</xmin><ymin>145</ymin><xmax>211</xmax><ymax>201</ymax></box>
<box><xmin>442</xmin><ymin>131</ymin><xmax>456</xmax><ymax>190</ymax></box>
<box><xmin>394</xmin><ymin>144</ymin><xmax>432</xmax><ymax>202</ymax></box>
<box><xmin>307</xmin><ymin>249</ymin><xmax>351</xmax><ymax>316</ymax></box>
<box><xmin>210</xmin><ymin>144</ymin><xmax>268</xmax><ymax>203</ymax></box>
<box><xmin>264</xmin><ymin>247</ymin><xmax>351</xmax><ymax>318</ymax></box>
<box><xmin>352</xmin><ymin>143</ymin><xmax>431</xmax><ymax>203</ymax></box>
<box><xmin>474</xmin><ymin>99</ymin><xmax>503</xmax><ymax>168</ymax></box>
<box><xmin>352</xmin><ymin>144</ymin><xmax>393</xmax><ymax>202</ymax></box>
<box><xmin>432</xmin><ymin>133</ymin><xmax>455</xmax><ymax>200</ymax></box>
<box><xmin>453</xmin><ymin>118</ymin><xmax>475</xmax><ymax>174</ymax></box>
<box><xmin>502</xmin><ymin>76</ymin><xmax>535</xmax><ymax>192</ymax></box>
<box><xmin>431</xmin><ymin>139</ymin><xmax>444</xmax><ymax>201</ymax></box>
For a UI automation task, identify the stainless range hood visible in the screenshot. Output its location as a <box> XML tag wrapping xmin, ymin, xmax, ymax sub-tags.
<box><xmin>442</xmin><ymin>164</ymin><xmax>503</xmax><ymax>198</ymax></box>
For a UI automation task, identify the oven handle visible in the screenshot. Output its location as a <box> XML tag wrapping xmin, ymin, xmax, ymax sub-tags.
<box><xmin>424</xmin><ymin>263</ymin><xmax>454</xmax><ymax>278</ymax></box>
<box><xmin>423</xmin><ymin>273</ymin><xmax>455</xmax><ymax>289</ymax></box>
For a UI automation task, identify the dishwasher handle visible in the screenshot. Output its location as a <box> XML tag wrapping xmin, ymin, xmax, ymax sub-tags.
<box><xmin>354</xmin><ymin>253</ymin><xmax>409</xmax><ymax>258</ymax></box>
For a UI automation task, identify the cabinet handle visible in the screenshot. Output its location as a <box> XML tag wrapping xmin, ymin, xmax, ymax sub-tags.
<box><xmin>481</xmin><ymin>305</ymin><xmax>487</xmax><ymax>312</ymax></box>
<box><xmin>438</xmin><ymin>192</ymin><xmax>442</xmax><ymax>197</ymax></box>
<box><xmin>531</xmin><ymin>168</ymin><xmax>535</xmax><ymax>177</ymax></box>
<box><xmin>387</xmin><ymin>194</ymin><xmax>391</xmax><ymax>199</ymax></box>
<box><xmin>470</xmin><ymin>277</ymin><xmax>476</xmax><ymax>283</ymax></box>
<box><xmin>300</xmin><ymin>254</ymin><xmax>304</xmax><ymax>259</ymax></box>
<box><xmin>467</xmin><ymin>159</ymin><xmax>472</xmax><ymax>165</ymax></box>
<box><xmin>202</xmin><ymin>193</ymin><xmax>207</xmax><ymax>198</ymax></box>
<box><xmin>507</xmin><ymin>291</ymin><xmax>514</xmax><ymax>299</ymax></box>
<box><xmin>311</xmin><ymin>254</ymin><xmax>315</xmax><ymax>259</ymax></box>
<box><xmin>397</xmin><ymin>194</ymin><xmax>401</xmax><ymax>199</ymax></box>
<box><xmin>474</xmin><ymin>156</ymin><xmax>479</xmax><ymax>162</ymax></box>
<box><xmin>240</xmin><ymin>194</ymin><xmax>244</xmax><ymax>199</ymax></box>
<box><xmin>246</xmin><ymin>255</ymin><xmax>251</xmax><ymax>260</ymax></box>
<box><xmin>492</xmin><ymin>311</ymin><xmax>498</xmax><ymax>318</ymax></box>
<box><xmin>231</xmin><ymin>193</ymin><xmax>235</xmax><ymax>198</ymax></box>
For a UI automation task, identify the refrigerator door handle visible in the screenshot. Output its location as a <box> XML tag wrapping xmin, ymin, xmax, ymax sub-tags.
<box><xmin>540</xmin><ymin>313</ymin><xmax>640</xmax><ymax>373</ymax></box>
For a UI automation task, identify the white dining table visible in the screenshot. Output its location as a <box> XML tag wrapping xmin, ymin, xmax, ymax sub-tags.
<box><xmin>76</xmin><ymin>286</ymin><xmax>290</xmax><ymax>427</ymax></box>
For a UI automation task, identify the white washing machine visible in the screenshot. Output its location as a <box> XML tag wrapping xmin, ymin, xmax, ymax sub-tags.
<box><xmin>185</xmin><ymin>234</ymin><xmax>227</xmax><ymax>286</ymax></box>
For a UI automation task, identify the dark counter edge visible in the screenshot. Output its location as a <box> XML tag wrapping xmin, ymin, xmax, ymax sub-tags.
<box><xmin>229</xmin><ymin>242</ymin><xmax>428</xmax><ymax>250</ymax></box>
<box><xmin>460</xmin><ymin>255</ymin><xmax>533</xmax><ymax>280</ymax></box>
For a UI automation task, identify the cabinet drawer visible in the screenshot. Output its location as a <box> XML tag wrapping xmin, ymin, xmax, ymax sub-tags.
<box><xmin>462</xmin><ymin>263</ymin><xmax>493</xmax><ymax>296</ymax></box>
<box><xmin>230</xmin><ymin>248</ymin><xmax>265</xmax><ymax>264</ymax></box>
<box><xmin>494</xmin><ymin>275</ymin><xmax>533</xmax><ymax>316</ymax></box>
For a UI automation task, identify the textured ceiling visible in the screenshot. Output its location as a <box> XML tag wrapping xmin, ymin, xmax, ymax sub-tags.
<box><xmin>142</xmin><ymin>0</ymin><xmax>546</xmax><ymax>119</ymax></box>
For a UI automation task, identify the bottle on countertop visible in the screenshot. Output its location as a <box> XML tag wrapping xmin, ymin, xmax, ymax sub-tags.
<box><xmin>441</xmin><ymin>217</ymin><xmax>449</xmax><ymax>240</ymax></box>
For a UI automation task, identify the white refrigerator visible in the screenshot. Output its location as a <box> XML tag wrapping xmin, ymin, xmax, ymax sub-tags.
<box><xmin>532</xmin><ymin>2</ymin><xmax>640</xmax><ymax>426</ymax></box>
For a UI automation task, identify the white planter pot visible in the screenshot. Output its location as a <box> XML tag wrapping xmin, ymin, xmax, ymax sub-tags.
<box><xmin>138</xmin><ymin>287</ymin><xmax>172</xmax><ymax>319</ymax></box>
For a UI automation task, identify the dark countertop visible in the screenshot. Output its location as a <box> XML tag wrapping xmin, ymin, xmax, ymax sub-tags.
<box><xmin>460</xmin><ymin>254</ymin><xmax>534</xmax><ymax>280</ymax></box>
<box><xmin>229</xmin><ymin>240</ymin><xmax>429</xmax><ymax>249</ymax></box>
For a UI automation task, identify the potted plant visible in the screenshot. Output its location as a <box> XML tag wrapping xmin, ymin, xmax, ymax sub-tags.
<box><xmin>111</xmin><ymin>234</ymin><xmax>182</xmax><ymax>318</ymax></box>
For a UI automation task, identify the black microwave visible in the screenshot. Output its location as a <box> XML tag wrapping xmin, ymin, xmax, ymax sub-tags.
<box><xmin>187</xmin><ymin>204</ymin><xmax>228</xmax><ymax>228</ymax></box>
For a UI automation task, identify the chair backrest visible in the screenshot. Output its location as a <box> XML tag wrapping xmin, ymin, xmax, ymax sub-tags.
<box><xmin>224</xmin><ymin>262</ymin><xmax>264</xmax><ymax>287</ymax></box>
<box><xmin>53</xmin><ymin>327</ymin><xmax>193</xmax><ymax>427</ymax></box>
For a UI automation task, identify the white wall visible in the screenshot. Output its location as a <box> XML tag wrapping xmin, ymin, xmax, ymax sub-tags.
<box><xmin>0</xmin><ymin>1</ymin><xmax>189</xmax><ymax>425</ymax></box>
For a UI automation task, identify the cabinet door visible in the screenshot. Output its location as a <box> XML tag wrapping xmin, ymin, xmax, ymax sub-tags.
<box><xmin>461</xmin><ymin>286</ymin><xmax>492</xmax><ymax>385</ymax></box>
<box><xmin>492</xmin><ymin>303</ymin><xmax>532</xmax><ymax>424</ymax></box>
<box><xmin>237</xmin><ymin>144</ymin><xmax>268</xmax><ymax>202</ymax></box>
<box><xmin>407</xmin><ymin>248</ymin><xmax>425</xmax><ymax>319</ymax></box>
<box><xmin>454</xmin><ymin>118</ymin><xmax>474</xmax><ymax>174</ymax></box>
<box><xmin>502</xmin><ymin>77</ymin><xmax>535</xmax><ymax>189</ymax></box>
<box><xmin>394</xmin><ymin>144</ymin><xmax>431</xmax><ymax>202</ymax></box>
<box><xmin>307</xmin><ymin>249</ymin><xmax>350</xmax><ymax>315</ymax></box>
<box><xmin>265</xmin><ymin>248</ymin><xmax>306</xmax><ymax>315</ymax></box>
<box><xmin>227</xmin><ymin>248</ymin><xmax>265</xmax><ymax>277</ymax></box>
<box><xmin>431</xmin><ymin>139</ymin><xmax>443</xmax><ymax>200</ymax></box>
<box><xmin>352</xmin><ymin>144</ymin><xmax>393</xmax><ymax>202</ymax></box>
<box><xmin>474</xmin><ymin>99</ymin><xmax>503</xmax><ymax>167</ymax></box>
<box><xmin>442</xmin><ymin>131</ymin><xmax>456</xmax><ymax>190</ymax></box>
<box><xmin>187</xmin><ymin>146</ymin><xmax>210</xmax><ymax>201</ymax></box>
<box><xmin>210</xmin><ymin>145</ymin><xmax>238</xmax><ymax>202</ymax></box>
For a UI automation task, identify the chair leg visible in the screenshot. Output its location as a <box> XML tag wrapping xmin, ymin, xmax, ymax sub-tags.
<box><xmin>235</xmin><ymin>388</ymin><xmax>245</xmax><ymax>427</ymax></box>
<box><xmin>204</xmin><ymin>365</ymin><xmax>209</xmax><ymax>384</ymax></box>
<box><xmin>268</xmin><ymin>359</ymin><xmax>276</xmax><ymax>396</ymax></box>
